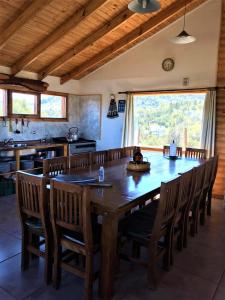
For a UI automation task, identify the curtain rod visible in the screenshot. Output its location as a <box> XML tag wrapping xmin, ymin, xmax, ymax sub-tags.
<box><xmin>118</xmin><ymin>87</ymin><xmax>223</xmax><ymax>94</ymax></box>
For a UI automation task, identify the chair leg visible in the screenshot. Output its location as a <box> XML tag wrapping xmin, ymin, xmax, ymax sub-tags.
<box><xmin>21</xmin><ymin>228</ymin><xmax>30</xmax><ymax>271</ymax></box>
<box><xmin>207</xmin><ymin>190</ymin><xmax>212</xmax><ymax>216</ymax></box>
<box><xmin>147</xmin><ymin>256</ymin><xmax>158</xmax><ymax>290</ymax></box>
<box><xmin>52</xmin><ymin>245</ymin><xmax>61</xmax><ymax>289</ymax></box>
<box><xmin>44</xmin><ymin>235</ymin><xmax>52</xmax><ymax>285</ymax></box>
<box><xmin>85</xmin><ymin>254</ymin><xmax>93</xmax><ymax>300</ymax></box>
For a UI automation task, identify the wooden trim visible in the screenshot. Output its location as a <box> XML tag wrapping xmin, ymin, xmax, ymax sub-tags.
<box><xmin>0</xmin><ymin>0</ymin><xmax>53</xmax><ymax>50</ymax></box>
<box><xmin>119</xmin><ymin>88</ymin><xmax>210</xmax><ymax>95</ymax></box>
<box><xmin>38</xmin><ymin>9</ymin><xmax>134</xmax><ymax>79</ymax></box>
<box><xmin>60</xmin><ymin>0</ymin><xmax>207</xmax><ymax>83</ymax></box>
<box><xmin>11</xmin><ymin>0</ymin><xmax>109</xmax><ymax>75</ymax></box>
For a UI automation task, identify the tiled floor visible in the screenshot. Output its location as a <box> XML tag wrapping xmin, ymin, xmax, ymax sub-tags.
<box><xmin>0</xmin><ymin>194</ymin><xmax>225</xmax><ymax>300</ymax></box>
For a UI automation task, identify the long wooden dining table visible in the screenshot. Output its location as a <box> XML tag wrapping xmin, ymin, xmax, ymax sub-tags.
<box><xmin>48</xmin><ymin>151</ymin><xmax>203</xmax><ymax>299</ymax></box>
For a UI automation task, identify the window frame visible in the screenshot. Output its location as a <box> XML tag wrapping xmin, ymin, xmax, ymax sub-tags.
<box><xmin>40</xmin><ymin>91</ymin><xmax>68</xmax><ymax>122</ymax></box>
<box><xmin>133</xmin><ymin>89</ymin><xmax>207</xmax><ymax>149</ymax></box>
<box><xmin>8</xmin><ymin>90</ymin><xmax>40</xmax><ymax>119</ymax></box>
<box><xmin>0</xmin><ymin>88</ymin><xmax>7</xmax><ymax>117</ymax></box>
<box><xmin>0</xmin><ymin>88</ymin><xmax>68</xmax><ymax>122</ymax></box>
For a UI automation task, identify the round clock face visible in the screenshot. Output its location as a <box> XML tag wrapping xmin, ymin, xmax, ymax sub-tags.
<box><xmin>162</xmin><ymin>58</ymin><xmax>175</xmax><ymax>71</ymax></box>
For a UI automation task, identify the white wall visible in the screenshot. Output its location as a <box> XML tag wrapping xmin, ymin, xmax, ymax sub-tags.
<box><xmin>79</xmin><ymin>0</ymin><xmax>221</xmax><ymax>150</ymax></box>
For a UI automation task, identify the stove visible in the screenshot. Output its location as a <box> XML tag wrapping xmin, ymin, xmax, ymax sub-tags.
<box><xmin>53</xmin><ymin>137</ymin><xmax>96</xmax><ymax>155</ymax></box>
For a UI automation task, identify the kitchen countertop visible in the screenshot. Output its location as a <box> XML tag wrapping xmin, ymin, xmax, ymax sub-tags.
<box><xmin>0</xmin><ymin>143</ymin><xmax>67</xmax><ymax>152</ymax></box>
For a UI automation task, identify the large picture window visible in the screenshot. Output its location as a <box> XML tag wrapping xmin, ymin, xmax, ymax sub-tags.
<box><xmin>133</xmin><ymin>92</ymin><xmax>206</xmax><ymax>148</ymax></box>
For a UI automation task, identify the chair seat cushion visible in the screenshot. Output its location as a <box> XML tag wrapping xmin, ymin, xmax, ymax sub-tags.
<box><xmin>119</xmin><ymin>201</ymin><xmax>159</xmax><ymax>242</ymax></box>
<box><xmin>25</xmin><ymin>217</ymin><xmax>43</xmax><ymax>234</ymax></box>
<box><xmin>63</xmin><ymin>223</ymin><xmax>101</xmax><ymax>248</ymax></box>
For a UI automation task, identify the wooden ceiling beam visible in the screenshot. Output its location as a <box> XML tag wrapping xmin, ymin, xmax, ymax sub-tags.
<box><xmin>0</xmin><ymin>0</ymin><xmax>53</xmax><ymax>50</ymax></box>
<box><xmin>38</xmin><ymin>9</ymin><xmax>134</xmax><ymax>80</ymax></box>
<box><xmin>11</xmin><ymin>0</ymin><xmax>109</xmax><ymax>76</ymax></box>
<box><xmin>60</xmin><ymin>0</ymin><xmax>207</xmax><ymax>83</ymax></box>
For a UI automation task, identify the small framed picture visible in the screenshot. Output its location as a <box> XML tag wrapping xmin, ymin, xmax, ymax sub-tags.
<box><xmin>118</xmin><ymin>100</ymin><xmax>126</xmax><ymax>113</ymax></box>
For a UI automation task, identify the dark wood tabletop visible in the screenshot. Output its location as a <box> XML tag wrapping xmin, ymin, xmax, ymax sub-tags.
<box><xmin>47</xmin><ymin>151</ymin><xmax>203</xmax><ymax>299</ymax></box>
<box><xmin>62</xmin><ymin>151</ymin><xmax>202</xmax><ymax>214</ymax></box>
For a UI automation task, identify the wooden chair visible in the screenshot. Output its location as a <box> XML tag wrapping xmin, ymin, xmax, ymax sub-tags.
<box><xmin>50</xmin><ymin>180</ymin><xmax>100</xmax><ymax>300</ymax></box>
<box><xmin>123</xmin><ymin>146</ymin><xmax>136</xmax><ymax>157</ymax></box>
<box><xmin>91</xmin><ymin>150</ymin><xmax>107</xmax><ymax>165</ymax></box>
<box><xmin>108</xmin><ymin>148</ymin><xmax>123</xmax><ymax>161</ymax></box>
<box><xmin>163</xmin><ymin>145</ymin><xmax>182</xmax><ymax>157</ymax></box>
<box><xmin>43</xmin><ymin>156</ymin><xmax>68</xmax><ymax>177</ymax></box>
<box><xmin>199</xmin><ymin>159</ymin><xmax>215</xmax><ymax>225</ymax></box>
<box><xmin>207</xmin><ymin>155</ymin><xmax>219</xmax><ymax>216</ymax></box>
<box><xmin>119</xmin><ymin>176</ymin><xmax>181</xmax><ymax>289</ymax></box>
<box><xmin>70</xmin><ymin>153</ymin><xmax>90</xmax><ymax>169</ymax></box>
<box><xmin>185</xmin><ymin>147</ymin><xmax>207</xmax><ymax>159</ymax></box>
<box><xmin>189</xmin><ymin>163</ymin><xmax>206</xmax><ymax>237</ymax></box>
<box><xmin>16</xmin><ymin>171</ymin><xmax>52</xmax><ymax>284</ymax></box>
<box><xmin>172</xmin><ymin>168</ymin><xmax>195</xmax><ymax>255</ymax></box>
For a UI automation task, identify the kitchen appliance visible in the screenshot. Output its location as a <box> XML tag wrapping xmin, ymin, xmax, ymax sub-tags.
<box><xmin>67</xmin><ymin>127</ymin><xmax>79</xmax><ymax>141</ymax></box>
<box><xmin>52</xmin><ymin>137</ymin><xmax>96</xmax><ymax>155</ymax></box>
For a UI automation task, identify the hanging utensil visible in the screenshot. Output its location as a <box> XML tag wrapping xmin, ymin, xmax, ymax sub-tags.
<box><xmin>14</xmin><ymin>118</ymin><xmax>21</xmax><ymax>134</ymax></box>
<box><xmin>21</xmin><ymin>118</ymin><xmax>25</xmax><ymax>133</ymax></box>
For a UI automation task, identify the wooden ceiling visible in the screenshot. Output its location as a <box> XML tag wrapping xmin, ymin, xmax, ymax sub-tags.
<box><xmin>0</xmin><ymin>0</ymin><xmax>207</xmax><ymax>84</ymax></box>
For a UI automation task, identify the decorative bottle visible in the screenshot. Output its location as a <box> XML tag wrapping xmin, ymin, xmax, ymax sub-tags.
<box><xmin>169</xmin><ymin>140</ymin><xmax>177</xmax><ymax>157</ymax></box>
<box><xmin>99</xmin><ymin>166</ymin><xmax>105</xmax><ymax>182</ymax></box>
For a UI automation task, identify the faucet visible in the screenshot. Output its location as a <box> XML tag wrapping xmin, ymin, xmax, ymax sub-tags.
<box><xmin>3</xmin><ymin>138</ymin><xmax>14</xmax><ymax>145</ymax></box>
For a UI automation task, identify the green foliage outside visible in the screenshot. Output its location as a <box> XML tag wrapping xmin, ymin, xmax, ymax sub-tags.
<box><xmin>41</xmin><ymin>95</ymin><xmax>64</xmax><ymax>118</ymax></box>
<box><xmin>12</xmin><ymin>93</ymin><xmax>36</xmax><ymax>115</ymax></box>
<box><xmin>134</xmin><ymin>93</ymin><xmax>206</xmax><ymax>148</ymax></box>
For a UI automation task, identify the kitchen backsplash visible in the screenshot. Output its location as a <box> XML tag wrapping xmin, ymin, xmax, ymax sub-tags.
<box><xmin>0</xmin><ymin>94</ymin><xmax>101</xmax><ymax>142</ymax></box>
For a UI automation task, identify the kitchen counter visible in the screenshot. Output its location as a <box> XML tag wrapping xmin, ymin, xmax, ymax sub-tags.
<box><xmin>0</xmin><ymin>142</ymin><xmax>68</xmax><ymax>173</ymax></box>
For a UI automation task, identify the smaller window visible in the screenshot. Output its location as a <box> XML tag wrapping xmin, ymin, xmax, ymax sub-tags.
<box><xmin>0</xmin><ymin>89</ymin><xmax>7</xmax><ymax>117</ymax></box>
<box><xmin>40</xmin><ymin>93</ymin><xmax>67</xmax><ymax>119</ymax></box>
<box><xmin>11</xmin><ymin>91</ymin><xmax>38</xmax><ymax>116</ymax></box>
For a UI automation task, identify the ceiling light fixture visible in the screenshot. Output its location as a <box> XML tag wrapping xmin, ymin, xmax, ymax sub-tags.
<box><xmin>128</xmin><ymin>0</ymin><xmax>161</xmax><ymax>14</ymax></box>
<box><xmin>171</xmin><ymin>0</ymin><xmax>196</xmax><ymax>44</ymax></box>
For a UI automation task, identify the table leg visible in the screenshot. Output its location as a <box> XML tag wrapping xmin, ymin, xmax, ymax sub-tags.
<box><xmin>99</xmin><ymin>212</ymin><xmax>118</xmax><ymax>300</ymax></box>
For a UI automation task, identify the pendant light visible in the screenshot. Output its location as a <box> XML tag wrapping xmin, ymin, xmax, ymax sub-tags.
<box><xmin>171</xmin><ymin>0</ymin><xmax>196</xmax><ymax>44</ymax></box>
<box><xmin>128</xmin><ymin>0</ymin><xmax>161</xmax><ymax>14</ymax></box>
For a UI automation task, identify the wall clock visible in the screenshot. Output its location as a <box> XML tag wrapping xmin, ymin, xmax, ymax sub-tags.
<box><xmin>162</xmin><ymin>58</ymin><xmax>175</xmax><ymax>71</ymax></box>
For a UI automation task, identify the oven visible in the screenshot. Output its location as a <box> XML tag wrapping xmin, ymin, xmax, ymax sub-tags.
<box><xmin>52</xmin><ymin>137</ymin><xmax>96</xmax><ymax>155</ymax></box>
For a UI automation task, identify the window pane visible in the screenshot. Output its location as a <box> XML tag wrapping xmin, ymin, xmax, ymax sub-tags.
<box><xmin>0</xmin><ymin>89</ymin><xmax>7</xmax><ymax>116</ymax></box>
<box><xmin>41</xmin><ymin>94</ymin><xmax>66</xmax><ymax>118</ymax></box>
<box><xmin>12</xmin><ymin>92</ymin><xmax>37</xmax><ymax>115</ymax></box>
<box><xmin>134</xmin><ymin>93</ymin><xmax>206</xmax><ymax>148</ymax></box>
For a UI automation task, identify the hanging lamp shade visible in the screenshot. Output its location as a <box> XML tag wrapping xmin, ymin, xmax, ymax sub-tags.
<box><xmin>128</xmin><ymin>0</ymin><xmax>161</xmax><ymax>14</ymax></box>
<box><xmin>171</xmin><ymin>0</ymin><xmax>196</xmax><ymax>45</ymax></box>
<box><xmin>171</xmin><ymin>30</ymin><xmax>196</xmax><ymax>44</ymax></box>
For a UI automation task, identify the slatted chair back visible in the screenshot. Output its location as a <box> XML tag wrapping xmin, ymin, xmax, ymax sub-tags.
<box><xmin>50</xmin><ymin>180</ymin><xmax>92</xmax><ymax>249</ymax></box>
<box><xmin>191</xmin><ymin>163</ymin><xmax>206</xmax><ymax>208</ymax></box>
<box><xmin>210</xmin><ymin>155</ymin><xmax>219</xmax><ymax>189</ymax></box>
<box><xmin>163</xmin><ymin>145</ymin><xmax>182</xmax><ymax>157</ymax></box>
<box><xmin>16</xmin><ymin>171</ymin><xmax>52</xmax><ymax>284</ymax></box>
<box><xmin>123</xmin><ymin>146</ymin><xmax>136</xmax><ymax>157</ymax></box>
<box><xmin>69</xmin><ymin>153</ymin><xmax>90</xmax><ymax>169</ymax></box>
<box><xmin>91</xmin><ymin>150</ymin><xmax>108</xmax><ymax>165</ymax></box>
<box><xmin>185</xmin><ymin>147</ymin><xmax>207</xmax><ymax>159</ymax></box>
<box><xmin>207</xmin><ymin>155</ymin><xmax>219</xmax><ymax>216</ymax></box>
<box><xmin>108</xmin><ymin>148</ymin><xmax>123</xmax><ymax>161</ymax></box>
<box><xmin>152</xmin><ymin>176</ymin><xmax>181</xmax><ymax>240</ymax></box>
<box><xmin>176</xmin><ymin>168</ymin><xmax>194</xmax><ymax>220</ymax></box>
<box><xmin>43</xmin><ymin>156</ymin><xmax>68</xmax><ymax>177</ymax></box>
<box><xmin>16</xmin><ymin>171</ymin><xmax>47</xmax><ymax>220</ymax></box>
